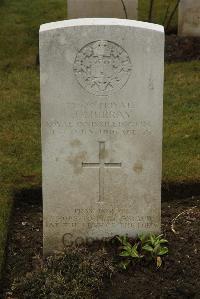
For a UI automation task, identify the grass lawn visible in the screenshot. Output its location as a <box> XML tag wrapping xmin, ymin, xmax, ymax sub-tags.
<box><xmin>0</xmin><ymin>0</ymin><xmax>66</xmax><ymax>277</ymax></box>
<box><xmin>139</xmin><ymin>0</ymin><xmax>178</xmax><ymax>31</ymax></box>
<box><xmin>0</xmin><ymin>0</ymin><xmax>199</xmax><ymax>278</ymax></box>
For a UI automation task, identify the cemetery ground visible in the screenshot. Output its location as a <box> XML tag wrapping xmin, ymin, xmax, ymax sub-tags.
<box><xmin>0</xmin><ymin>0</ymin><xmax>199</xmax><ymax>298</ymax></box>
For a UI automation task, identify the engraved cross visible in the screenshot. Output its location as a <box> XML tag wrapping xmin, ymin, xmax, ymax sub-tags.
<box><xmin>82</xmin><ymin>141</ymin><xmax>121</xmax><ymax>203</ymax></box>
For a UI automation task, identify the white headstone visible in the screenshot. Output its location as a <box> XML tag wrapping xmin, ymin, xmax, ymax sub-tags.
<box><xmin>178</xmin><ymin>0</ymin><xmax>200</xmax><ymax>36</ymax></box>
<box><xmin>67</xmin><ymin>0</ymin><xmax>138</xmax><ymax>20</ymax></box>
<box><xmin>40</xmin><ymin>19</ymin><xmax>164</xmax><ymax>255</ymax></box>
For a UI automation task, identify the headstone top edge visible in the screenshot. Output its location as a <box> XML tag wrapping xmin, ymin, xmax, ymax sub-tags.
<box><xmin>39</xmin><ymin>18</ymin><xmax>164</xmax><ymax>34</ymax></box>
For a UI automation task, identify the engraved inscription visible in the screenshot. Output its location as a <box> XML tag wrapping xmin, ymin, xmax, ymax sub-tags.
<box><xmin>46</xmin><ymin>100</ymin><xmax>152</xmax><ymax>137</ymax></box>
<box><xmin>82</xmin><ymin>141</ymin><xmax>121</xmax><ymax>202</ymax></box>
<box><xmin>45</xmin><ymin>211</ymin><xmax>158</xmax><ymax>232</ymax></box>
<box><xmin>73</xmin><ymin>40</ymin><xmax>132</xmax><ymax>96</ymax></box>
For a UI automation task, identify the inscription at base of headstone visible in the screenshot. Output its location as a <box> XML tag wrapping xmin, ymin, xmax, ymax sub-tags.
<box><xmin>178</xmin><ymin>0</ymin><xmax>200</xmax><ymax>36</ymax></box>
<box><xmin>40</xmin><ymin>19</ymin><xmax>164</xmax><ymax>255</ymax></box>
<box><xmin>67</xmin><ymin>0</ymin><xmax>138</xmax><ymax>20</ymax></box>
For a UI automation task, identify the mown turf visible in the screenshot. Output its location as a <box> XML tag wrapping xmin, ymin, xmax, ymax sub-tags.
<box><xmin>0</xmin><ymin>0</ymin><xmax>66</xmax><ymax>277</ymax></box>
<box><xmin>164</xmin><ymin>62</ymin><xmax>200</xmax><ymax>183</ymax></box>
<box><xmin>0</xmin><ymin>0</ymin><xmax>199</xmax><ymax>278</ymax></box>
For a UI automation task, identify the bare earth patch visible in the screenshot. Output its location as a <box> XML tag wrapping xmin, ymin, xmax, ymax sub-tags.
<box><xmin>165</xmin><ymin>35</ymin><xmax>200</xmax><ymax>62</ymax></box>
<box><xmin>1</xmin><ymin>188</ymin><xmax>200</xmax><ymax>299</ymax></box>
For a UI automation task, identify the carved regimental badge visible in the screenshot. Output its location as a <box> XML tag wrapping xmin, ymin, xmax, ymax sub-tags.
<box><xmin>73</xmin><ymin>40</ymin><xmax>132</xmax><ymax>96</ymax></box>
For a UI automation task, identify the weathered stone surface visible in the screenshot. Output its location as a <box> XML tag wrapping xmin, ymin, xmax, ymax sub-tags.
<box><xmin>178</xmin><ymin>0</ymin><xmax>200</xmax><ymax>36</ymax></box>
<box><xmin>40</xmin><ymin>19</ymin><xmax>164</xmax><ymax>255</ymax></box>
<box><xmin>67</xmin><ymin>0</ymin><xmax>138</xmax><ymax>20</ymax></box>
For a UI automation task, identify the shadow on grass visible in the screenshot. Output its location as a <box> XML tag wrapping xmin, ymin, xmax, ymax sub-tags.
<box><xmin>0</xmin><ymin>186</ymin><xmax>42</xmax><ymax>295</ymax></box>
<box><xmin>13</xmin><ymin>186</ymin><xmax>42</xmax><ymax>208</ymax></box>
<box><xmin>162</xmin><ymin>181</ymin><xmax>200</xmax><ymax>200</ymax></box>
<box><xmin>11</xmin><ymin>182</ymin><xmax>200</xmax><ymax>207</ymax></box>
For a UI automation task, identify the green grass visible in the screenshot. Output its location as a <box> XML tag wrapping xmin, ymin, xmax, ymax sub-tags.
<box><xmin>139</xmin><ymin>0</ymin><xmax>178</xmax><ymax>31</ymax></box>
<box><xmin>164</xmin><ymin>62</ymin><xmax>200</xmax><ymax>183</ymax></box>
<box><xmin>0</xmin><ymin>0</ymin><xmax>199</xmax><ymax>278</ymax></box>
<box><xmin>0</xmin><ymin>0</ymin><xmax>66</xmax><ymax>277</ymax></box>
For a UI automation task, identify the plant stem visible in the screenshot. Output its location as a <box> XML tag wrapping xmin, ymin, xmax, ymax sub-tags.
<box><xmin>121</xmin><ymin>0</ymin><xmax>128</xmax><ymax>19</ymax></box>
<box><xmin>148</xmin><ymin>0</ymin><xmax>155</xmax><ymax>22</ymax></box>
<box><xmin>165</xmin><ymin>0</ymin><xmax>180</xmax><ymax>32</ymax></box>
<box><xmin>162</xmin><ymin>2</ymin><xmax>170</xmax><ymax>26</ymax></box>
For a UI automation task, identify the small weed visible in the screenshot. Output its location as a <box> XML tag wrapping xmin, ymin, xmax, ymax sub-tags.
<box><xmin>139</xmin><ymin>234</ymin><xmax>168</xmax><ymax>268</ymax></box>
<box><xmin>117</xmin><ymin>236</ymin><xmax>143</xmax><ymax>269</ymax></box>
<box><xmin>117</xmin><ymin>233</ymin><xmax>168</xmax><ymax>269</ymax></box>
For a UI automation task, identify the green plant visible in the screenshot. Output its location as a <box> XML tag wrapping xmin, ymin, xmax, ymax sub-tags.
<box><xmin>139</xmin><ymin>234</ymin><xmax>168</xmax><ymax>268</ymax></box>
<box><xmin>117</xmin><ymin>234</ymin><xmax>169</xmax><ymax>269</ymax></box>
<box><xmin>117</xmin><ymin>236</ymin><xmax>143</xmax><ymax>269</ymax></box>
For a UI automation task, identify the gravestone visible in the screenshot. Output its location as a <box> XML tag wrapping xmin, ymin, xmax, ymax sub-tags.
<box><xmin>178</xmin><ymin>0</ymin><xmax>200</xmax><ymax>36</ymax></box>
<box><xmin>40</xmin><ymin>19</ymin><xmax>164</xmax><ymax>255</ymax></box>
<box><xmin>67</xmin><ymin>0</ymin><xmax>138</xmax><ymax>20</ymax></box>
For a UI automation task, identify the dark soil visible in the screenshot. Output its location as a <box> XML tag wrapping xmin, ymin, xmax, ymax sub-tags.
<box><xmin>165</xmin><ymin>35</ymin><xmax>200</xmax><ymax>62</ymax></box>
<box><xmin>1</xmin><ymin>186</ymin><xmax>200</xmax><ymax>299</ymax></box>
<box><xmin>103</xmin><ymin>198</ymin><xmax>200</xmax><ymax>299</ymax></box>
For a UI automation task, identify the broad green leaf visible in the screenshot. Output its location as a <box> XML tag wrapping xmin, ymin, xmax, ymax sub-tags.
<box><xmin>117</xmin><ymin>235</ymin><xmax>129</xmax><ymax>245</ymax></box>
<box><xmin>131</xmin><ymin>252</ymin><xmax>143</xmax><ymax>259</ymax></box>
<box><xmin>154</xmin><ymin>239</ymin><xmax>160</xmax><ymax>246</ymax></box>
<box><xmin>119</xmin><ymin>260</ymin><xmax>130</xmax><ymax>270</ymax></box>
<box><xmin>123</xmin><ymin>244</ymin><xmax>132</xmax><ymax>252</ymax></box>
<box><xmin>156</xmin><ymin>234</ymin><xmax>164</xmax><ymax>239</ymax></box>
<box><xmin>133</xmin><ymin>244</ymin><xmax>138</xmax><ymax>250</ymax></box>
<box><xmin>138</xmin><ymin>234</ymin><xmax>147</xmax><ymax>243</ymax></box>
<box><xmin>142</xmin><ymin>244</ymin><xmax>154</xmax><ymax>252</ymax></box>
<box><xmin>120</xmin><ymin>251</ymin><xmax>130</xmax><ymax>257</ymax></box>
<box><xmin>122</xmin><ymin>237</ymin><xmax>129</xmax><ymax>246</ymax></box>
<box><xmin>158</xmin><ymin>247</ymin><xmax>168</xmax><ymax>256</ymax></box>
<box><xmin>150</xmin><ymin>235</ymin><xmax>155</xmax><ymax>245</ymax></box>
<box><xmin>132</xmin><ymin>244</ymin><xmax>139</xmax><ymax>252</ymax></box>
<box><xmin>153</xmin><ymin>244</ymin><xmax>160</xmax><ymax>254</ymax></box>
<box><xmin>131</xmin><ymin>250</ymin><xmax>139</xmax><ymax>258</ymax></box>
<box><xmin>159</xmin><ymin>239</ymin><xmax>168</xmax><ymax>244</ymax></box>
